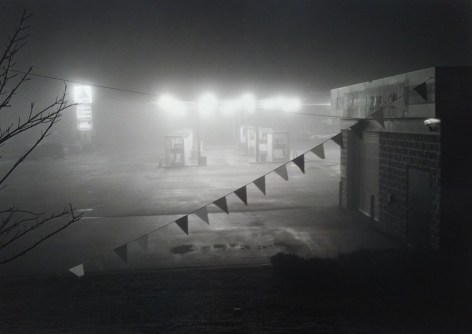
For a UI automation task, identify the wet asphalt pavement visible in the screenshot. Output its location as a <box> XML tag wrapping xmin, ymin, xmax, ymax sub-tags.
<box><xmin>0</xmin><ymin>144</ymin><xmax>401</xmax><ymax>277</ymax></box>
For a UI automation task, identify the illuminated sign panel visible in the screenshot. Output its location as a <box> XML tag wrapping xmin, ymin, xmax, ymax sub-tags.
<box><xmin>77</xmin><ymin>105</ymin><xmax>92</xmax><ymax>120</ymax></box>
<box><xmin>77</xmin><ymin>121</ymin><xmax>92</xmax><ymax>131</ymax></box>
<box><xmin>74</xmin><ymin>85</ymin><xmax>92</xmax><ymax>104</ymax></box>
<box><xmin>74</xmin><ymin>85</ymin><xmax>93</xmax><ymax>131</ymax></box>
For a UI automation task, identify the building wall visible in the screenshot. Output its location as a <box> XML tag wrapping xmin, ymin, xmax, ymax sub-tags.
<box><xmin>340</xmin><ymin>129</ymin><xmax>359</xmax><ymax>210</ymax></box>
<box><xmin>334</xmin><ymin>67</ymin><xmax>442</xmax><ymax>248</ymax></box>
<box><xmin>340</xmin><ymin>128</ymin><xmax>441</xmax><ymax>247</ymax></box>
<box><xmin>334</xmin><ymin>67</ymin><xmax>472</xmax><ymax>251</ymax></box>
<box><xmin>331</xmin><ymin>67</ymin><xmax>436</xmax><ymax>121</ymax></box>
<box><xmin>378</xmin><ymin>132</ymin><xmax>441</xmax><ymax>247</ymax></box>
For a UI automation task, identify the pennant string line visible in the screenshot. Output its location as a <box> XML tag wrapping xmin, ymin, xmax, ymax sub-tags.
<box><xmin>74</xmin><ymin>129</ymin><xmax>352</xmax><ymax>266</ymax></box>
<box><xmin>69</xmin><ymin>79</ymin><xmax>417</xmax><ymax>273</ymax></box>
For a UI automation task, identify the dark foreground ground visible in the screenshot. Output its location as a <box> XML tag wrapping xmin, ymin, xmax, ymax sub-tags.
<box><xmin>1</xmin><ymin>249</ymin><xmax>471</xmax><ymax>334</ymax></box>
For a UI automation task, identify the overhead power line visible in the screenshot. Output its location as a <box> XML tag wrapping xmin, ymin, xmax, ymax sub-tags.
<box><xmin>10</xmin><ymin>69</ymin><xmax>337</xmax><ymax>118</ymax></box>
<box><xmin>11</xmin><ymin>69</ymin><xmax>156</xmax><ymax>97</ymax></box>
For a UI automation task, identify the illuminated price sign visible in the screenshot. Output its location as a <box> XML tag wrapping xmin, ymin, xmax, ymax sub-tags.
<box><xmin>77</xmin><ymin>121</ymin><xmax>92</xmax><ymax>131</ymax></box>
<box><xmin>74</xmin><ymin>86</ymin><xmax>93</xmax><ymax>131</ymax></box>
<box><xmin>77</xmin><ymin>105</ymin><xmax>92</xmax><ymax>120</ymax></box>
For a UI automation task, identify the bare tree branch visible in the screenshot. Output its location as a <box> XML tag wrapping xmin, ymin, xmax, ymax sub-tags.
<box><xmin>0</xmin><ymin>10</ymin><xmax>31</xmax><ymax>97</ymax></box>
<box><xmin>0</xmin><ymin>205</ymin><xmax>83</xmax><ymax>264</ymax></box>
<box><xmin>0</xmin><ymin>10</ymin><xmax>82</xmax><ymax>264</ymax></box>
<box><xmin>0</xmin><ymin>66</ymin><xmax>32</xmax><ymax>111</ymax></box>
<box><xmin>0</xmin><ymin>205</ymin><xmax>83</xmax><ymax>250</ymax></box>
<box><xmin>0</xmin><ymin>83</ymin><xmax>75</xmax><ymax>187</ymax></box>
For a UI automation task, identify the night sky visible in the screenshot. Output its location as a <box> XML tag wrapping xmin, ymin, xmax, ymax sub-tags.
<box><xmin>0</xmin><ymin>0</ymin><xmax>471</xmax><ymax>100</ymax></box>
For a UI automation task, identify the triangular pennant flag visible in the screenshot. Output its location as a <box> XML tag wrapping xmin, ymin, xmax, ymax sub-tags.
<box><xmin>311</xmin><ymin>144</ymin><xmax>325</xmax><ymax>159</ymax></box>
<box><xmin>414</xmin><ymin>82</ymin><xmax>428</xmax><ymax>101</ymax></box>
<box><xmin>114</xmin><ymin>244</ymin><xmax>128</xmax><ymax>263</ymax></box>
<box><xmin>69</xmin><ymin>264</ymin><xmax>84</xmax><ymax>277</ymax></box>
<box><xmin>234</xmin><ymin>186</ymin><xmax>248</xmax><ymax>205</ymax></box>
<box><xmin>136</xmin><ymin>235</ymin><xmax>148</xmax><ymax>252</ymax></box>
<box><xmin>195</xmin><ymin>207</ymin><xmax>209</xmax><ymax>224</ymax></box>
<box><xmin>292</xmin><ymin>155</ymin><xmax>305</xmax><ymax>173</ymax></box>
<box><xmin>371</xmin><ymin>108</ymin><xmax>385</xmax><ymax>128</ymax></box>
<box><xmin>331</xmin><ymin>133</ymin><xmax>344</xmax><ymax>148</ymax></box>
<box><xmin>253</xmin><ymin>176</ymin><xmax>266</xmax><ymax>195</ymax></box>
<box><xmin>274</xmin><ymin>165</ymin><xmax>289</xmax><ymax>181</ymax></box>
<box><xmin>214</xmin><ymin>197</ymin><xmax>229</xmax><ymax>214</ymax></box>
<box><xmin>175</xmin><ymin>216</ymin><xmax>189</xmax><ymax>235</ymax></box>
<box><xmin>350</xmin><ymin>121</ymin><xmax>363</xmax><ymax>138</ymax></box>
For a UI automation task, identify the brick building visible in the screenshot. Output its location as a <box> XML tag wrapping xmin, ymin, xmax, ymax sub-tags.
<box><xmin>332</xmin><ymin>67</ymin><xmax>472</xmax><ymax>255</ymax></box>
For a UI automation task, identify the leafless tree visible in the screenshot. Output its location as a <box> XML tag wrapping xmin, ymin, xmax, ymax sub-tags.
<box><xmin>0</xmin><ymin>10</ymin><xmax>82</xmax><ymax>264</ymax></box>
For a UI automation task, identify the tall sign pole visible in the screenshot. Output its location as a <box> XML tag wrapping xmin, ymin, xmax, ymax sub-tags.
<box><xmin>74</xmin><ymin>85</ymin><xmax>93</xmax><ymax>149</ymax></box>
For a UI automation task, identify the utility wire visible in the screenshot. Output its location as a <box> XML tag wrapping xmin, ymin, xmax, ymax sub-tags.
<box><xmin>11</xmin><ymin>69</ymin><xmax>156</xmax><ymax>97</ymax></box>
<box><xmin>11</xmin><ymin>69</ymin><xmax>337</xmax><ymax>118</ymax></box>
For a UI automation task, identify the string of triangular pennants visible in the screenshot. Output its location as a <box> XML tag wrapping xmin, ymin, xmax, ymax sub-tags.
<box><xmin>69</xmin><ymin>80</ymin><xmax>430</xmax><ymax>277</ymax></box>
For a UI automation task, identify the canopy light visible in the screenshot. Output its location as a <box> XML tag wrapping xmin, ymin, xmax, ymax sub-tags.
<box><xmin>240</xmin><ymin>93</ymin><xmax>256</xmax><ymax>113</ymax></box>
<box><xmin>157</xmin><ymin>94</ymin><xmax>187</xmax><ymax>117</ymax></box>
<box><xmin>221</xmin><ymin>99</ymin><xmax>241</xmax><ymax>115</ymax></box>
<box><xmin>198</xmin><ymin>92</ymin><xmax>219</xmax><ymax>116</ymax></box>
<box><xmin>154</xmin><ymin>92</ymin><xmax>302</xmax><ymax>116</ymax></box>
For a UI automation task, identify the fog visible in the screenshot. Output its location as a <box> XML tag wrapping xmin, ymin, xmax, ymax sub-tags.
<box><xmin>1</xmin><ymin>1</ymin><xmax>471</xmax><ymax>333</ymax></box>
<box><xmin>0</xmin><ymin>0</ymin><xmax>470</xmax><ymax>276</ymax></box>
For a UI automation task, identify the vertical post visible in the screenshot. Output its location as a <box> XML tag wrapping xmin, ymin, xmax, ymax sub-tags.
<box><xmin>194</xmin><ymin>109</ymin><xmax>201</xmax><ymax>165</ymax></box>
<box><xmin>255</xmin><ymin>125</ymin><xmax>260</xmax><ymax>162</ymax></box>
<box><xmin>233</xmin><ymin>111</ymin><xmax>237</xmax><ymax>146</ymax></box>
<box><xmin>238</xmin><ymin>109</ymin><xmax>246</xmax><ymax>151</ymax></box>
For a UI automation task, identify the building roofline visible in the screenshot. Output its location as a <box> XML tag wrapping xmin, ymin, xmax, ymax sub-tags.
<box><xmin>331</xmin><ymin>66</ymin><xmax>471</xmax><ymax>92</ymax></box>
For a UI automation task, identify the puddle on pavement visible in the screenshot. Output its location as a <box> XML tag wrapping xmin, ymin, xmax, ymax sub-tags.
<box><xmin>249</xmin><ymin>220</ymin><xmax>265</xmax><ymax>227</ymax></box>
<box><xmin>171</xmin><ymin>243</ymin><xmax>252</xmax><ymax>255</ymax></box>
<box><xmin>171</xmin><ymin>244</ymin><xmax>195</xmax><ymax>254</ymax></box>
<box><xmin>77</xmin><ymin>208</ymin><xmax>94</xmax><ymax>212</ymax></box>
<box><xmin>170</xmin><ymin>243</ymin><xmax>278</xmax><ymax>255</ymax></box>
<box><xmin>201</xmin><ymin>246</ymin><xmax>212</xmax><ymax>253</ymax></box>
<box><xmin>213</xmin><ymin>243</ymin><xmax>252</xmax><ymax>251</ymax></box>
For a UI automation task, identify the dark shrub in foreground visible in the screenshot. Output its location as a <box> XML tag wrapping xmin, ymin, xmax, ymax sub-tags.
<box><xmin>270</xmin><ymin>252</ymin><xmax>343</xmax><ymax>288</ymax></box>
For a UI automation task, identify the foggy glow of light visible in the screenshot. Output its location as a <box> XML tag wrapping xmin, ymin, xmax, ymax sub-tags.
<box><xmin>73</xmin><ymin>85</ymin><xmax>92</xmax><ymax>104</ymax></box>
<box><xmin>157</xmin><ymin>94</ymin><xmax>187</xmax><ymax>117</ymax></box>
<box><xmin>260</xmin><ymin>96</ymin><xmax>284</xmax><ymax>110</ymax></box>
<box><xmin>260</xmin><ymin>97</ymin><xmax>275</xmax><ymax>110</ymax></box>
<box><xmin>198</xmin><ymin>92</ymin><xmax>219</xmax><ymax>116</ymax></box>
<box><xmin>260</xmin><ymin>95</ymin><xmax>301</xmax><ymax>112</ymax></box>
<box><xmin>306</xmin><ymin>102</ymin><xmax>331</xmax><ymax>106</ymax></box>
<box><xmin>240</xmin><ymin>93</ymin><xmax>256</xmax><ymax>113</ymax></box>
<box><xmin>282</xmin><ymin>97</ymin><xmax>302</xmax><ymax>112</ymax></box>
<box><xmin>221</xmin><ymin>99</ymin><xmax>241</xmax><ymax>115</ymax></box>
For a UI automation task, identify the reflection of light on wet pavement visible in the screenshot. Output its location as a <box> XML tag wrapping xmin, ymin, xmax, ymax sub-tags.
<box><xmin>212</xmin><ymin>227</ymin><xmax>243</xmax><ymax>231</ymax></box>
<box><xmin>0</xmin><ymin>145</ymin><xmax>403</xmax><ymax>277</ymax></box>
<box><xmin>273</xmin><ymin>228</ymin><xmax>314</xmax><ymax>255</ymax></box>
